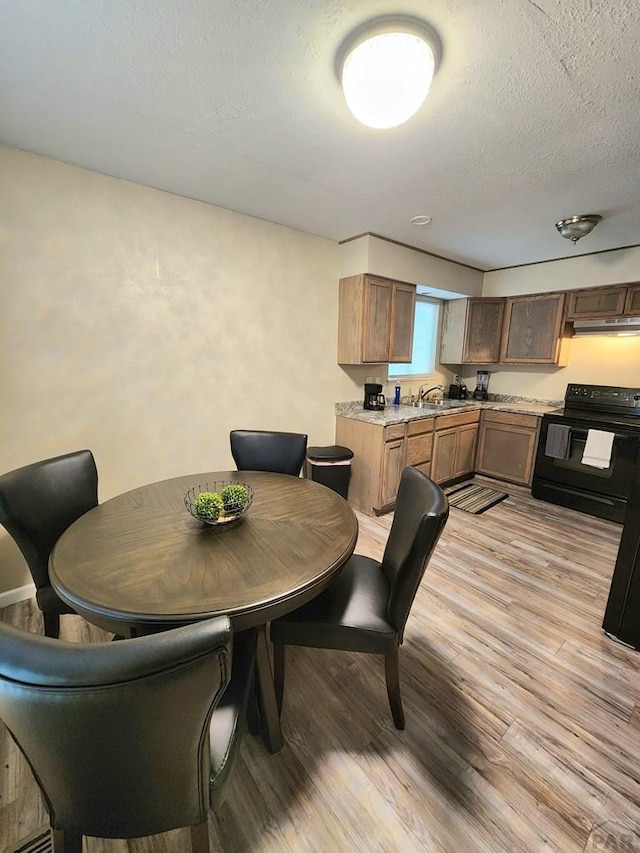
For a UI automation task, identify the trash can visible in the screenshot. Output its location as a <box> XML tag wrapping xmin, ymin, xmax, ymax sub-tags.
<box><xmin>305</xmin><ymin>445</ymin><xmax>354</xmax><ymax>499</ymax></box>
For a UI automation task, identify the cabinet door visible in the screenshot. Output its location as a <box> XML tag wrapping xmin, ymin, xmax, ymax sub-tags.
<box><xmin>389</xmin><ymin>282</ymin><xmax>416</xmax><ymax>362</ymax></box>
<box><xmin>624</xmin><ymin>284</ymin><xmax>640</xmax><ymax>316</ymax></box>
<box><xmin>439</xmin><ymin>299</ymin><xmax>467</xmax><ymax>364</ymax></box>
<box><xmin>500</xmin><ymin>293</ymin><xmax>566</xmax><ymax>364</ymax></box>
<box><xmin>380</xmin><ymin>439</ymin><xmax>406</xmax><ymax>507</ymax></box>
<box><xmin>454</xmin><ymin>424</ymin><xmax>478</xmax><ymax>478</ymax></box>
<box><xmin>476</xmin><ymin>420</ymin><xmax>538</xmax><ymax>485</ymax></box>
<box><xmin>362</xmin><ymin>277</ymin><xmax>392</xmax><ymax>363</ymax></box>
<box><xmin>463</xmin><ymin>299</ymin><xmax>505</xmax><ymax>363</ymax></box>
<box><xmin>566</xmin><ymin>286</ymin><xmax>628</xmax><ymax>319</ymax></box>
<box><xmin>432</xmin><ymin>429</ymin><xmax>458</xmax><ymax>484</ymax></box>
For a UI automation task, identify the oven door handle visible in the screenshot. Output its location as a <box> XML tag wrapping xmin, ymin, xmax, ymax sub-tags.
<box><xmin>546</xmin><ymin>422</ymin><xmax>627</xmax><ymax>442</ymax></box>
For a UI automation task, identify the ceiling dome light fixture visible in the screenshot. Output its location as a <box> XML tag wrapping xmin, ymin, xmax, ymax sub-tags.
<box><xmin>555</xmin><ymin>214</ymin><xmax>603</xmax><ymax>244</ymax></box>
<box><xmin>336</xmin><ymin>16</ymin><xmax>442</xmax><ymax>130</ymax></box>
<box><xmin>411</xmin><ymin>215</ymin><xmax>432</xmax><ymax>226</ymax></box>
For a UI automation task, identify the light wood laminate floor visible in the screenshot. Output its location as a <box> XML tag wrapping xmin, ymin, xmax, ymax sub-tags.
<box><xmin>2</xmin><ymin>477</ymin><xmax>639</xmax><ymax>853</ymax></box>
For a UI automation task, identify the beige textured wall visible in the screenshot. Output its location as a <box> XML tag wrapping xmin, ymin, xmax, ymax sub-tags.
<box><xmin>472</xmin><ymin>248</ymin><xmax>640</xmax><ymax>399</ymax></box>
<box><xmin>0</xmin><ymin>146</ymin><xmax>370</xmax><ymax>593</ymax></box>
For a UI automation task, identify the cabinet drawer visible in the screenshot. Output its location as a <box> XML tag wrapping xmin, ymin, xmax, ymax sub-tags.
<box><xmin>407</xmin><ymin>417</ymin><xmax>434</xmax><ymax>437</ymax></box>
<box><xmin>384</xmin><ymin>423</ymin><xmax>406</xmax><ymax>442</ymax></box>
<box><xmin>435</xmin><ymin>410</ymin><xmax>480</xmax><ymax>430</ymax></box>
<box><xmin>481</xmin><ymin>410</ymin><xmax>539</xmax><ymax>430</ymax></box>
<box><xmin>406</xmin><ymin>433</ymin><xmax>433</xmax><ymax>465</ymax></box>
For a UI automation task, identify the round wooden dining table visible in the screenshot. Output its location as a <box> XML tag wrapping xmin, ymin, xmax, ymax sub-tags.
<box><xmin>50</xmin><ymin>470</ymin><xmax>358</xmax><ymax>753</ymax></box>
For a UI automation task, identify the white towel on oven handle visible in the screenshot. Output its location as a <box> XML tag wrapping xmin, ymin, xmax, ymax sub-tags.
<box><xmin>582</xmin><ymin>429</ymin><xmax>615</xmax><ymax>469</ymax></box>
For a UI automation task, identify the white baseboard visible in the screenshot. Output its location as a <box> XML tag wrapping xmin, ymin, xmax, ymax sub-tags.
<box><xmin>0</xmin><ymin>583</ymin><xmax>36</xmax><ymax>609</ymax></box>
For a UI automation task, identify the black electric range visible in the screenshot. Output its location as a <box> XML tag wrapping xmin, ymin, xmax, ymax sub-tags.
<box><xmin>531</xmin><ymin>384</ymin><xmax>640</xmax><ymax>522</ymax></box>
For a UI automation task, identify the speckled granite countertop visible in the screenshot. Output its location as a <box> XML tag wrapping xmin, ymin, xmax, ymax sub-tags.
<box><xmin>335</xmin><ymin>396</ymin><xmax>561</xmax><ymax>426</ymax></box>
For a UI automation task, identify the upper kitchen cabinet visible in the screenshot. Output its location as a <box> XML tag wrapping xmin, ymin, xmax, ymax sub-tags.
<box><xmin>440</xmin><ymin>298</ymin><xmax>505</xmax><ymax>364</ymax></box>
<box><xmin>624</xmin><ymin>284</ymin><xmax>640</xmax><ymax>315</ymax></box>
<box><xmin>337</xmin><ymin>275</ymin><xmax>416</xmax><ymax>364</ymax></box>
<box><xmin>500</xmin><ymin>293</ymin><xmax>569</xmax><ymax>365</ymax></box>
<box><xmin>566</xmin><ymin>285</ymin><xmax>628</xmax><ymax>319</ymax></box>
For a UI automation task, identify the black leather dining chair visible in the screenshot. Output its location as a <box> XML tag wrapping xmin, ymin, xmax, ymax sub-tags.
<box><xmin>0</xmin><ymin>616</ymin><xmax>256</xmax><ymax>853</ymax></box>
<box><xmin>230</xmin><ymin>429</ymin><xmax>308</xmax><ymax>476</ymax></box>
<box><xmin>270</xmin><ymin>466</ymin><xmax>449</xmax><ymax>729</ymax></box>
<box><xmin>0</xmin><ymin>450</ymin><xmax>98</xmax><ymax>638</ymax></box>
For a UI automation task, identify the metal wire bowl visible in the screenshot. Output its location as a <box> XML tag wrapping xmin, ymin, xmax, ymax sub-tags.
<box><xmin>183</xmin><ymin>481</ymin><xmax>254</xmax><ymax>530</ymax></box>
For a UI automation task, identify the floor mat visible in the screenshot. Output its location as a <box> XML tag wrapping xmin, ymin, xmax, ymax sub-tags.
<box><xmin>12</xmin><ymin>827</ymin><xmax>51</xmax><ymax>853</ymax></box>
<box><xmin>445</xmin><ymin>482</ymin><xmax>509</xmax><ymax>514</ymax></box>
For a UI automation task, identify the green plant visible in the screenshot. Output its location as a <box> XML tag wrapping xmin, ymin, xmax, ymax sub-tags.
<box><xmin>194</xmin><ymin>491</ymin><xmax>224</xmax><ymax>520</ymax></box>
<box><xmin>220</xmin><ymin>484</ymin><xmax>249</xmax><ymax>513</ymax></box>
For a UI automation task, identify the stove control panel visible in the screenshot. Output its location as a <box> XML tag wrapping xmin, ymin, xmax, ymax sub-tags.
<box><xmin>565</xmin><ymin>384</ymin><xmax>640</xmax><ymax>409</ymax></box>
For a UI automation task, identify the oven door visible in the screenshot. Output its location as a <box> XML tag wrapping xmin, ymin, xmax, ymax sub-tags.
<box><xmin>531</xmin><ymin>415</ymin><xmax>640</xmax><ymax>522</ymax></box>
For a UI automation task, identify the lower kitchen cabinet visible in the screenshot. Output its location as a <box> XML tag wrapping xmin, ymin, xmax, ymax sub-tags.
<box><xmin>380</xmin><ymin>434</ymin><xmax>406</xmax><ymax>507</ymax></box>
<box><xmin>432</xmin><ymin>429</ymin><xmax>457</xmax><ymax>483</ymax></box>
<box><xmin>405</xmin><ymin>417</ymin><xmax>434</xmax><ymax>476</ymax></box>
<box><xmin>335</xmin><ymin>418</ymin><xmax>407</xmax><ymax>515</ymax></box>
<box><xmin>335</xmin><ymin>415</ymin><xmax>436</xmax><ymax>515</ymax></box>
<box><xmin>431</xmin><ymin>411</ymin><xmax>480</xmax><ymax>485</ymax></box>
<box><xmin>476</xmin><ymin>410</ymin><xmax>540</xmax><ymax>486</ymax></box>
<box><xmin>336</xmin><ymin>406</ymin><xmax>538</xmax><ymax>514</ymax></box>
<box><xmin>456</xmin><ymin>423</ymin><xmax>479</xmax><ymax>477</ymax></box>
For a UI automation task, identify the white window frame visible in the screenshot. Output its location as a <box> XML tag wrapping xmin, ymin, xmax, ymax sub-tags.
<box><xmin>388</xmin><ymin>295</ymin><xmax>441</xmax><ymax>381</ymax></box>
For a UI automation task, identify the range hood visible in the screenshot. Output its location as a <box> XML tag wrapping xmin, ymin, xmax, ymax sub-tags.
<box><xmin>572</xmin><ymin>317</ymin><xmax>640</xmax><ymax>336</ymax></box>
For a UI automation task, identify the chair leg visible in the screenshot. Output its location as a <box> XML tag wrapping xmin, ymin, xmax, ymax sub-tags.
<box><xmin>43</xmin><ymin>612</ymin><xmax>60</xmax><ymax>639</ymax></box>
<box><xmin>246</xmin><ymin>675</ymin><xmax>261</xmax><ymax>736</ymax></box>
<box><xmin>273</xmin><ymin>642</ymin><xmax>285</xmax><ymax>715</ymax></box>
<box><xmin>190</xmin><ymin>820</ymin><xmax>210</xmax><ymax>853</ymax></box>
<box><xmin>52</xmin><ymin>829</ymin><xmax>82</xmax><ymax>853</ymax></box>
<box><xmin>384</xmin><ymin>648</ymin><xmax>405</xmax><ymax>730</ymax></box>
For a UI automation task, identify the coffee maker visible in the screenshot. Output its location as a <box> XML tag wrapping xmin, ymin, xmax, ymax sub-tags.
<box><xmin>364</xmin><ymin>383</ymin><xmax>386</xmax><ymax>411</ymax></box>
<box><xmin>473</xmin><ymin>370</ymin><xmax>490</xmax><ymax>401</ymax></box>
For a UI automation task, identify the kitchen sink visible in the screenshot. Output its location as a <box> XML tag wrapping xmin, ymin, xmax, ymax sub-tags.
<box><xmin>411</xmin><ymin>399</ymin><xmax>473</xmax><ymax>409</ymax></box>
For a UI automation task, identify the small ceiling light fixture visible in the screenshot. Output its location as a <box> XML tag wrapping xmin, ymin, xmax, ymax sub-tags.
<box><xmin>411</xmin><ymin>215</ymin><xmax>432</xmax><ymax>226</ymax></box>
<box><xmin>555</xmin><ymin>214</ymin><xmax>603</xmax><ymax>244</ymax></box>
<box><xmin>336</xmin><ymin>16</ymin><xmax>442</xmax><ymax>130</ymax></box>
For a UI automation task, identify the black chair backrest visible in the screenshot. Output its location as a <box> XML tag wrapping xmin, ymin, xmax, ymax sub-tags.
<box><xmin>381</xmin><ymin>467</ymin><xmax>449</xmax><ymax>639</ymax></box>
<box><xmin>0</xmin><ymin>616</ymin><xmax>232</xmax><ymax>839</ymax></box>
<box><xmin>230</xmin><ymin>430</ymin><xmax>308</xmax><ymax>476</ymax></box>
<box><xmin>0</xmin><ymin>450</ymin><xmax>98</xmax><ymax>591</ymax></box>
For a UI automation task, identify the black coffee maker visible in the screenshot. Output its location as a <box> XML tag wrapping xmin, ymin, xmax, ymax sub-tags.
<box><xmin>364</xmin><ymin>383</ymin><xmax>386</xmax><ymax>411</ymax></box>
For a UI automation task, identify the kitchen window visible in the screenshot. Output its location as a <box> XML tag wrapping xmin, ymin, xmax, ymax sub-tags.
<box><xmin>388</xmin><ymin>296</ymin><xmax>440</xmax><ymax>379</ymax></box>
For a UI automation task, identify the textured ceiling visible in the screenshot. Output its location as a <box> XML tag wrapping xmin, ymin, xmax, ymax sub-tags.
<box><xmin>1</xmin><ymin>0</ymin><xmax>639</xmax><ymax>270</ymax></box>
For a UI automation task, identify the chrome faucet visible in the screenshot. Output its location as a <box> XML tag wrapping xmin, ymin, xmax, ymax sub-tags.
<box><xmin>419</xmin><ymin>384</ymin><xmax>444</xmax><ymax>401</ymax></box>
